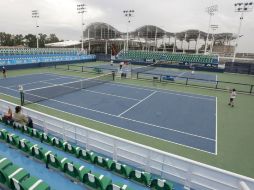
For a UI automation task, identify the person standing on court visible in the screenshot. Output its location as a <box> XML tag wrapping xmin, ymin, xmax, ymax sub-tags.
<box><xmin>2</xmin><ymin>66</ymin><xmax>7</xmax><ymax>79</ymax></box>
<box><xmin>19</xmin><ymin>85</ymin><xmax>24</xmax><ymax>106</ymax></box>
<box><xmin>228</xmin><ymin>88</ymin><xmax>237</xmax><ymax>107</ymax></box>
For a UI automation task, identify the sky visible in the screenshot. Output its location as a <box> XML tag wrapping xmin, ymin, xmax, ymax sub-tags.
<box><xmin>0</xmin><ymin>0</ymin><xmax>253</xmax><ymax>52</ymax></box>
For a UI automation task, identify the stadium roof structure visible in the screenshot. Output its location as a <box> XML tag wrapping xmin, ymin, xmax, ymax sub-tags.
<box><xmin>84</xmin><ymin>22</ymin><xmax>122</xmax><ymax>40</ymax></box>
<box><xmin>45</xmin><ymin>40</ymin><xmax>81</xmax><ymax>47</ymax></box>
<box><xmin>84</xmin><ymin>22</ymin><xmax>237</xmax><ymax>42</ymax></box>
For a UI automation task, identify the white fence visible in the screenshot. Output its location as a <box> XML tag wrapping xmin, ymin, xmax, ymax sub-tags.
<box><xmin>0</xmin><ymin>99</ymin><xmax>253</xmax><ymax>190</ymax></box>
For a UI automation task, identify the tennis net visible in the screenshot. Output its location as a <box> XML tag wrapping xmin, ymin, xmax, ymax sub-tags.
<box><xmin>23</xmin><ymin>73</ymin><xmax>114</xmax><ymax>105</ymax></box>
<box><xmin>131</xmin><ymin>63</ymin><xmax>157</xmax><ymax>74</ymax></box>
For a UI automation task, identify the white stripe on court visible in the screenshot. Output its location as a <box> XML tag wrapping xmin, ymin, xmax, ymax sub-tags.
<box><xmin>8</xmin><ymin>76</ymin><xmax>77</xmax><ymax>88</ymax></box>
<box><xmin>0</xmin><ymin>85</ymin><xmax>215</xmax><ymax>141</ymax></box>
<box><xmin>105</xmin><ymin>81</ymin><xmax>216</xmax><ymax>101</ymax></box>
<box><xmin>42</xmin><ymin>81</ymin><xmax>140</xmax><ymax>101</ymax></box>
<box><xmin>118</xmin><ymin>91</ymin><xmax>157</xmax><ymax>117</ymax></box>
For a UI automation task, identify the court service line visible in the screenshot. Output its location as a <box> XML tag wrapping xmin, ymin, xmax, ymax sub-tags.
<box><xmin>41</xmin><ymin>81</ymin><xmax>140</xmax><ymax>101</ymax></box>
<box><xmin>7</xmin><ymin>76</ymin><xmax>77</xmax><ymax>88</ymax></box>
<box><xmin>108</xmin><ymin>82</ymin><xmax>215</xmax><ymax>101</ymax></box>
<box><xmin>0</xmin><ymin>84</ymin><xmax>215</xmax><ymax>141</ymax></box>
<box><xmin>0</xmin><ymin>92</ymin><xmax>216</xmax><ymax>154</ymax></box>
<box><xmin>105</xmin><ymin>81</ymin><xmax>216</xmax><ymax>100</ymax></box>
<box><xmin>118</xmin><ymin>91</ymin><xmax>157</xmax><ymax>117</ymax></box>
<box><xmin>40</xmin><ymin>95</ymin><xmax>214</xmax><ymax>142</ymax></box>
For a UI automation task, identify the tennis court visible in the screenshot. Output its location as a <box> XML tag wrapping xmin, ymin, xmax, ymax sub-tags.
<box><xmin>0</xmin><ymin>73</ymin><xmax>217</xmax><ymax>154</ymax></box>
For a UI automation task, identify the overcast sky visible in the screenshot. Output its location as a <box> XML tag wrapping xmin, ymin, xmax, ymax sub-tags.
<box><xmin>0</xmin><ymin>0</ymin><xmax>253</xmax><ymax>52</ymax></box>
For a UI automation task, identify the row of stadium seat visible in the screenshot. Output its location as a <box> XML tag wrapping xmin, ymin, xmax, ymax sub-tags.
<box><xmin>117</xmin><ymin>50</ymin><xmax>219</xmax><ymax>64</ymax></box>
<box><xmin>0</xmin><ymin>155</ymin><xmax>50</xmax><ymax>190</ymax></box>
<box><xmin>0</xmin><ymin>54</ymin><xmax>80</xmax><ymax>59</ymax></box>
<box><xmin>0</xmin><ymin>118</ymin><xmax>173</xmax><ymax>190</ymax></box>
<box><xmin>0</xmin><ymin>48</ymin><xmax>81</xmax><ymax>56</ymax></box>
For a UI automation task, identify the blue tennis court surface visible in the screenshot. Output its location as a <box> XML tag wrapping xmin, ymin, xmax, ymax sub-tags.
<box><xmin>0</xmin><ymin>73</ymin><xmax>217</xmax><ymax>154</ymax></box>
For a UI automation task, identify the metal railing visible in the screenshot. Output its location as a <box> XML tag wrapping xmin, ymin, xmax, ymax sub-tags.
<box><xmin>136</xmin><ymin>72</ymin><xmax>254</xmax><ymax>95</ymax></box>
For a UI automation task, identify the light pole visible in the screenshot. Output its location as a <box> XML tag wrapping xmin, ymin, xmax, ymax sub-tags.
<box><xmin>123</xmin><ymin>10</ymin><xmax>135</xmax><ymax>52</ymax></box>
<box><xmin>32</xmin><ymin>10</ymin><xmax>39</xmax><ymax>48</ymax></box>
<box><xmin>204</xmin><ymin>4</ymin><xmax>218</xmax><ymax>54</ymax></box>
<box><xmin>77</xmin><ymin>3</ymin><xmax>86</xmax><ymax>51</ymax></box>
<box><xmin>210</xmin><ymin>24</ymin><xmax>219</xmax><ymax>53</ymax></box>
<box><xmin>233</xmin><ymin>2</ymin><xmax>253</xmax><ymax>62</ymax></box>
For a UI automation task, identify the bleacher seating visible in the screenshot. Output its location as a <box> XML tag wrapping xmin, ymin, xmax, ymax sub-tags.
<box><xmin>117</xmin><ymin>50</ymin><xmax>219</xmax><ymax>65</ymax></box>
<box><xmin>0</xmin><ymin>48</ymin><xmax>80</xmax><ymax>56</ymax></box>
<box><xmin>0</xmin><ymin>115</ymin><xmax>174</xmax><ymax>190</ymax></box>
<box><xmin>0</xmin><ymin>155</ymin><xmax>50</xmax><ymax>190</ymax></box>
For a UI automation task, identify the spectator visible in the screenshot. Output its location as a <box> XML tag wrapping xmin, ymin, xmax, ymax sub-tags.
<box><xmin>2</xmin><ymin>66</ymin><xmax>7</xmax><ymax>79</ymax></box>
<box><xmin>2</xmin><ymin>107</ymin><xmax>13</xmax><ymax>122</ymax></box>
<box><xmin>13</xmin><ymin>106</ymin><xmax>33</xmax><ymax>128</ymax></box>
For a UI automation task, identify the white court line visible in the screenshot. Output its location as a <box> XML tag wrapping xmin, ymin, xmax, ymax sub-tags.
<box><xmin>118</xmin><ymin>91</ymin><xmax>157</xmax><ymax>117</ymax></box>
<box><xmin>24</xmin><ymin>89</ymin><xmax>214</xmax><ymax>142</ymax></box>
<box><xmin>42</xmin><ymin>80</ymin><xmax>140</xmax><ymax>101</ymax></box>
<box><xmin>0</xmin><ymin>92</ymin><xmax>216</xmax><ymax>154</ymax></box>
<box><xmin>8</xmin><ymin>76</ymin><xmax>77</xmax><ymax>88</ymax></box>
<box><xmin>106</xmin><ymin>81</ymin><xmax>217</xmax><ymax>100</ymax></box>
<box><xmin>215</xmin><ymin>97</ymin><xmax>218</xmax><ymax>155</ymax></box>
<box><xmin>106</xmin><ymin>82</ymin><xmax>215</xmax><ymax>101</ymax></box>
<box><xmin>0</xmin><ymin>84</ymin><xmax>216</xmax><ymax>141</ymax></box>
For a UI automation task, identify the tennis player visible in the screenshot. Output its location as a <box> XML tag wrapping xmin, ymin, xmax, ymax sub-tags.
<box><xmin>2</xmin><ymin>66</ymin><xmax>7</xmax><ymax>79</ymax></box>
<box><xmin>228</xmin><ymin>88</ymin><xmax>237</xmax><ymax>107</ymax></box>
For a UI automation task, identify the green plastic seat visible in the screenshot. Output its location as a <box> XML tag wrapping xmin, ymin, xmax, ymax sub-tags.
<box><xmin>22</xmin><ymin>125</ymin><xmax>33</xmax><ymax>135</ymax></box>
<box><xmin>0</xmin><ymin>157</ymin><xmax>13</xmax><ymax>184</ymax></box>
<box><xmin>30</xmin><ymin>129</ymin><xmax>42</xmax><ymax>139</ymax></box>
<box><xmin>30</xmin><ymin>145</ymin><xmax>48</xmax><ymax>161</ymax></box>
<box><xmin>18</xmin><ymin>139</ymin><xmax>34</xmax><ymax>153</ymax></box>
<box><xmin>62</xmin><ymin>142</ymin><xmax>76</xmax><ymax>154</ymax></box>
<box><xmin>50</xmin><ymin>137</ymin><xmax>63</xmax><ymax>149</ymax></box>
<box><xmin>150</xmin><ymin>179</ymin><xmax>173</xmax><ymax>190</ymax></box>
<box><xmin>46</xmin><ymin>154</ymin><xmax>69</xmax><ymax>171</ymax></box>
<box><xmin>129</xmin><ymin>170</ymin><xmax>152</xmax><ymax>186</ymax></box>
<box><xmin>74</xmin><ymin>163</ymin><xmax>91</xmax><ymax>182</ymax></box>
<box><xmin>6</xmin><ymin>133</ymin><xmax>20</xmax><ymax>146</ymax></box>
<box><xmin>83</xmin><ymin>172</ymin><xmax>112</xmax><ymax>190</ymax></box>
<box><xmin>0</xmin><ymin>129</ymin><xmax>8</xmax><ymax>140</ymax></box>
<box><xmin>94</xmin><ymin>156</ymin><xmax>113</xmax><ymax>169</ymax></box>
<box><xmin>109</xmin><ymin>161</ymin><xmax>133</xmax><ymax>178</ymax></box>
<box><xmin>20</xmin><ymin>176</ymin><xmax>50</xmax><ymax>190</ymax></box>
<box><xmin>106</xmin><ymin>183</ymin><xmax>132</xmax><ymax>190</ymax></box>
<box><xmin>40</xmin><ymin>133</ymin><xmax>52</xmax><ymax>144</ymax></box>
<box><xmin>63</xmin><ymin>162</ymin><xmax>79</xmax><ymax>179</ymax></box>
<box><xmin>1</xmin><ymin>165</ymin><xmax>30</xmax><ymax>188</ymax></box>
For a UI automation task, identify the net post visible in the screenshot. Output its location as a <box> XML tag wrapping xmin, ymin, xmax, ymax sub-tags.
<box><xmin>250</xmin><ymin>85</ymin><xmax>253</xmax><ymax>94</ymax></box>
<box><xmin>186</xmin><ymin>78</ymin><xmax>189</xmax><ymax>85</ymax></box>
<box><xmin>112</xmin><ymin>71</ymin><xmax>115</xmax><ymax>81</ymax></box>
<box><xmin>215</xmin><ymin>81</ymin><xmax>219</xmax><ymax>89</ymax></box>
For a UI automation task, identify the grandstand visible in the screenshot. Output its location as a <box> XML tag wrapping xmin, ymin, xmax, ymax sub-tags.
<box><xmin>1</xmin><ymin>1</ymin><xmax>254</xmax><ymax>190</ymax></box>
<box><xmin>82</xmin><ymin>22</ymin><xmax>237</xmax><ymax>55</ymax></box>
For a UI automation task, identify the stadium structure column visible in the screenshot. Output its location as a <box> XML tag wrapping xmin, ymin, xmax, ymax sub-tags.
<box><xmin>77</xmin><ymin>3</ymin><xmax>86</xmax><ymax>51</ymax></box>
<box><xmin>233</xmin><ymin>2</ymin><xmax>253</xmax><ymax>62</ymax></box>
<box><xmin>173</xmin><ymin>33</ymin><xmax>176</xmax><ymax>53</ymax></box>
<box><xmin>123</xmin><ymin>10</ymin><xmax>135</xmax><ymax>51</ymax></box>
<box><xmin>195</xmin><ymin>30</ymin><xmax>200</xmax><ymax>54</ymax></box>
<box><xmin>32</xmin><ymin>10</ymin><xmax>39</xmax><ymax>48</ymax></box>
<box><xmin>210</xmin><ymin>25</ymin><xmax>219</xmax><ymax>53</ymax></box>
<box><xmin>204</xmin><ymin>4</ymin><xmax>218</xmax><ymax>54</ymax></box>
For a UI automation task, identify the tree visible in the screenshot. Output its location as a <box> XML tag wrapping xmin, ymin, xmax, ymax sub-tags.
<box><xmin>47</xmin><ymin>33</ymin><xmax>59</xmax><ymax>43</ymax></box>
<box><xmin>24</xmin><ymin>34</ymin><xmax>37</xmax><ymax>48</ymax></box>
